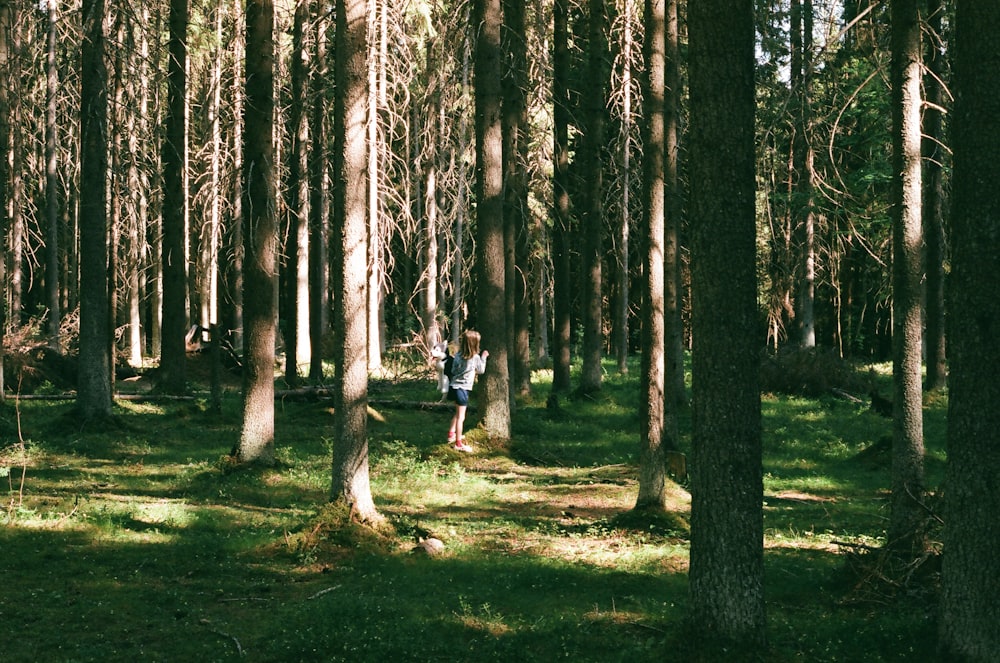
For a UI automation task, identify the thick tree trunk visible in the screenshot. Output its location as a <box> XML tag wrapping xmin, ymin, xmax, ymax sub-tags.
<box><xmin>77</xmin><ymin>0</ymin><xmax>114</xmax><ymax>420</ymax></box>
<box><xmin>636</xmin><ymin>0</ymin><xmax>668</xmax><ymax>510</ymax></box>
<box><xmin>888</xmin><ymin>0</ymin><xmax>925</xmax><ymax>555</ymax></box>
<box><xmin>160</xmin><ymin>0</ymin><xmax>189</xmax><ymax>395</ymax></box>
<box><xmin>235</xmin><ymin>0</ymin><xmax>277</xmax><ymax>465</ymax></box>
<box><xmin>687</xmin><ymin>0</ymin><xmax>765</xmax><ymax>648</ymax></box>
<box><xmin>474</xmin><ymin>0</ymin><xmax>511</xmax><ymax>440</ymax></box>
<box><xmin>503</xmin><ymin>0</ymin><xmax>531</xmax><ymax>398</ymax></box>
<box><xmin>939</xmin><ymin>3</ymin><xmax>1000</xmax><ymax>659</ymax></box>
<box><xmin>331</xmin><ymin>0</ymin><xmax>378</xmax><ymax>521</ymax></box>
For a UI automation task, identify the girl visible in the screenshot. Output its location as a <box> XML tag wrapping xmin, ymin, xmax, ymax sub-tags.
<box><xmin>447</xmin><ymin>330</ymin><xmax>489</xmax><ymax>452</ymax></box>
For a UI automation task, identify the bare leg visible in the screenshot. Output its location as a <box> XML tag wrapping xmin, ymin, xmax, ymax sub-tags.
<box><xmin>450</xmin><ymin>404</ymin><xmax>467</xmax><ymax>442</ymax></box>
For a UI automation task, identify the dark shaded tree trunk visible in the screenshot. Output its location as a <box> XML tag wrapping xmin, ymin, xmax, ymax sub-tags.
<box><xmin>888</xmin><ymin>0</ymin><xmax>925</xmax><ymax>555</ymax></box>
<box><xmin>474</xmin><ymin>0</ymin><xmax>511</xmax><ymax>439</ymax></box>
<box><xmin>939</xmin><ymin>3</ymin><xmax>1000</xmax><ymax>659</ymax></box>
<box><xmin>308</xmin><ymin>6</ymin><xmax>329</xmax><ymax>383</ymax></box>
<box><xmin>579</xmin><ymin>0</ymin><xmax>606</xmax><ymax>394</ymax></box>
<box><xmin>77</xmin><ymin>0</ymin><xmax>113</xmax><ymax>420</ymax></box>
<box><xmin>922</xmin><ymin>0</ymin><xmax>947</xmax><ymax>392</ymax></box>
<box><xmin>636</xmin><ymin>0</ymin><xmax>668</xmax><ymax>510</ymax></box>
<box><xmin>160</xmin><ymin>0</ymin><xmax>189</xmax><ymax>395</ymax></box>
<box><xmin>235</xmin><ymin>0</ymin><xmax>277</xmax><ymax>465</ymax></box>
<box><xmin>664</xmin><ymin>0</ymin><xmax>686</xmax><ymax>424</ymax></box>
<box><xmin>330</xmin><ymin>0</ymin><xmax>378</xmax><ymax>521</ymax></box>
<box><xmin>687</xmin><ymin>0</ymin><xmax>765</xmax><ymax>648</ymax></box>
<box><xmin>503</xmin><ymin>0</ymin><xmax>531</xmax><ymax>398</ymax></box>
<box><xmin>0</xmin><ymin>0</ymin><xmax>9</xmax><ymax>398</ymax></box>
<box><xmin>551</xmin><ymin>0</ymin><xmax>573</xmax><ymax>393</ymax></box>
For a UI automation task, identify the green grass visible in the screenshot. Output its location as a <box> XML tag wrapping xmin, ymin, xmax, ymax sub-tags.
<box><xmin>0</xmin><ymin>360</ymin><xmax>945</xmax><ymax>662</ymax></box>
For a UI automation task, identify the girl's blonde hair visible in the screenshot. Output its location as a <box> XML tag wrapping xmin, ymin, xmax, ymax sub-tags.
<box><xmin>460</xmin><ymin>330</ymin><xmax>481</xmax><ymax>357</ymax></box>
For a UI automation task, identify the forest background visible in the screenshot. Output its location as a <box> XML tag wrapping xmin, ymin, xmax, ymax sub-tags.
<box><xmin>0</xmin><ymin>0</ymin><xmax>997</xmax><ymax>659</ymax></box>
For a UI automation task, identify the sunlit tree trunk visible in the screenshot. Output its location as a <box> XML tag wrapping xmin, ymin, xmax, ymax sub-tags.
<box><xmin>687</xmin><ymin>0</ymin><xmax>765</xmax><ymax>647</ymax></box>
<box><xmin>161</xmin><ymin>0</ymin><xmax>189</xmax><ymax>394</ymax></box>
<box><xmin>636</xmin><ymin>0</ymin><xmax>667</xmax><ymax>510</ymax></box>
<box><xmin>791</xmin><ymin>0</ymin><xmax>816</xmax><ymax>348</ymax></box>
<box><xmin>551</xmin><ymin>0</ymin><xmax>572</xmax><ymax>393</ymax></box>
<box><xmin>284</xmin><ymin>0</ymin><xmax>311</xmax><ymax>385</ymax></box>
<box><xmin>579</xmin><ymin>0</ymin><xmax>606</xmax><ymax>394</ymax></box>
<box><xmin>235</xmin><ymin>0</ymin><xmax>277</xmax><ymax>465</ymax></box>
<box><xmin>331</xmin><ymin>0</ymin><xmax>378</xmax><ymax>521</ymax></box>
<box><xmin>77</xmin><ymin>0</ymin><xmax>113</xmax><ymax>420</ymax></box>
<box><xmin>888</xmin><ymin>0</ymin><xmax>925</xmax><ymax>556</ymax></box>
<box><xmin>940</xmin><ymin>4</ymin><xmax>1000</xmax><ymax>658</ymax></box>
<box><xmin>44</xmin><ymin>0</ymin><xmax>61</xmax><ymax>351</ymax></box>
<box><xmin>475</xmin><ymin>0</ymin><xmax>511</xmax><ymax>439</ymax></box>
<box><xmin>451</xmin><ymin>17</ymin><xmax>471</xmax><ymax>344</ymax></box>
<box><xmin>366</xmin><ymin>0</ymin><xmax>384</xmax><ymax>373</ymax></box>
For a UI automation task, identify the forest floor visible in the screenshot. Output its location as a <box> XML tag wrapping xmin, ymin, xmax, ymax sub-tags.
<box><xmin>0</xmin><ymin>354</ymin><xmax>945</xmax><ymax>661</ymax></box>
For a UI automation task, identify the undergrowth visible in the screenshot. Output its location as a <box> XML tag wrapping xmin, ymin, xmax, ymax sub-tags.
<box><xmin>0</xmin><ymin>358</ymin><xmax>945</xmax><ymax>662</ymax></box>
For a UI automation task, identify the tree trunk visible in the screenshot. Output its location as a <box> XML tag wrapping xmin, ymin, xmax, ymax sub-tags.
<box><xmin>309</xmin><ymin>9</ymin><xmax>329</xmax><ymax>382</ymax></box>
<box><xmin>503</xmin><ymin>0</ymin><xmax>531</xmax><ymax>398</ymax></box>
<box><xmin>579</xmin><ymin>0</ymin><xmax>606</xmax><ymax>395</ymax></box>
<box><xmin>160</xmin><ymin>0</ymin><xmax>189</xmax><ymax>395</ymax></box>
<box><xmin>284</xmin><ymin>0</ymin><xmax>311</xmax><ymax>385</ymax></box>
<box><xmin>635</xmin><ymin>0</ymin><xmax>667</xmax><ymax>510</ymax></box>
<box><xmin>235</xmin><ymin>0</ymin><xmax>277</xmax><ymax>465</ymax></box>
<box><xmin>687</xmin><ymin>0</ymin><xmax>765</xmax><ymax>648</ymax></box>
<box><xmin>45</xmin><ymin>0</ymin><xmax>61</xmax><ymax>351</ymax></box>
<box><xmin>939</xmin><ymin>3</ymin><xmax>1000</xmax><ymax>659</ymax></box>
<box><xmin>551</xmin><ymin>0</ymin><xmax>572</xmax><ymax>393</ymax></box>
<box><xmin>664</xmin><ymin>0</ymin><xmax>686</xmax><ymax>421</ymax></box>
<box><xmin>331</xmin><ymin>0</ymin><xmax>378</xmax><ymax>521</ymax></box>
<box><xmin>887</xmin><ymin>0</ymin><xmax>925</xmax><ymax>555</ymax></box>
<box><xmin>366</xmin><ymin>0</ymin><xmax>384</xmax><ymax>373</ymax></box>
<box><xmin>922</xmin><ymin>0</ymin><xmax>947</xmax><ymax>392</ymax></box>
<box><xmin>77</xmin><ymin>0</ymin><xmax>114</xmax><ymax>420</ymax></box>
<box><xmin>474</xmin><ymin>0</ymin><xmax>511</xmax><ymax>440</ymax></box>
<box><xmin>0</xmin><ymin>0</ymin><xmax>9</xmax><ymax>399</ymax></box>
<box><xmin>791</xmin><ymin>0</ymin><xmax>816</xmax><ymax>348</ymax></box>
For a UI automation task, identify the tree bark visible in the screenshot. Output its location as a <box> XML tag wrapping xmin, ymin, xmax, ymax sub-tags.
<box><xmin>939</xmin><ymin>3</ymin><xmax>1000</xmax><ymax>659</ymax></box>
<box><xmin>635</xmin><ymin>0</ymin><xmax>668</xmax><ymax>510</ymax></box>
<box><xmin>309</xmin><ymin>8</ymin><xmax>329</xmax><ymax>382</ymax></box>
<box><xmin>45</xmin><ymin>0</ymin><xmax>62</xmax><ymax>351</ymax></box>
<box><xmin>687</xmin><ymin>0</ymin><xmax>765</xmax><ymax>647</ymax></box>
<box><xmin>551</xmin><ymin>0</ymin><xmax>572</xmax><ymax>393</ymax></box>
<box><xmin>922</xmin><ymin>0</ymin><xmax>947</xmax><ymax>392</ymax></box>
<box><xmin>474</xmin><ymin>0</ymin><xmax>511</xmax><ymax>439</ymax></box>
<box><xmin>664</xmin><ymin>0</ymin><xmax>686</xmax><ymax>423</ymax></box>
<box><xmin>284</xmin><ymin>0</ymin><xmax>311</xmax><ymax>385</ymax></box>
<box><xmin>888</xmin><ymin>0</ymin><xmax>925</xmax><ymax>555</ymax></box>
<box><xmin>161</xmin><ymin>0</ymin><xmax>189</xmax><ymax>395</ymax></box>
<box><xmin>77</xmin><ymin>0</ymin><xmax>114</xmax><ymax>420</ymax></box>
<box><xmin>579</xmin><ymin>0</ymin><xmax>606</xmax><ymax>395</ymax></box>
<box><xmin>235</xmin><ymin>0</ymin><xmax>277</xmax><ymax>465</ymax></box>
<box><xmin>331</xmin><ymin>0</ymin><xmax>378</xmax><ymax>521</ymax></box>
